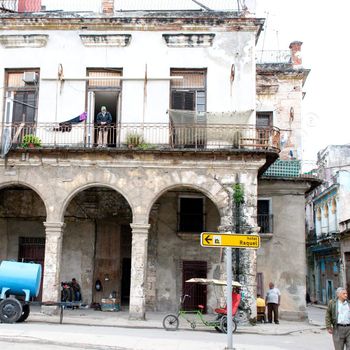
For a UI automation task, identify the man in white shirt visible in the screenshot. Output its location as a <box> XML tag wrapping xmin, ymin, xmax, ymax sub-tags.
<box><xmin>326</xmin><ymin>287</ymin><xmax>350</xmax><ymax>350</ymax></box>
<box><xmin>265</xmin><ymin>282</ymin><xmax>281</xmax><ymax>324</ymax></box>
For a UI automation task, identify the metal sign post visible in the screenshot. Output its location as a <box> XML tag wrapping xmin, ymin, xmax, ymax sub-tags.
<box><xmin>200</xmin><ymin>232</ymin><xmax>260</xmax><ymax>350</ymax></box>
<box><xmin>226</xmin><ymin>247</ymin><xmax>234</xmax><ymax>350</ymax></box>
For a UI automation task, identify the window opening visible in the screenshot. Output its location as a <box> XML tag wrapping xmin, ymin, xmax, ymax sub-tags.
<box><xmin>178</xmin><ymin>196</ymin><xmax>205</xmax><ymax>232</ymax></box>
<box><xmin>257</xmin><ymin>199</ymin><xmax>272</xmax><ymax>233</ymax></box>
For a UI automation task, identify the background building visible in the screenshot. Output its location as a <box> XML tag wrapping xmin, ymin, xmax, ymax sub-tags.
<box><xmin>306</xmin><ymin>144</ymin><xmax>350</xmax><ymax>304</ymax></box>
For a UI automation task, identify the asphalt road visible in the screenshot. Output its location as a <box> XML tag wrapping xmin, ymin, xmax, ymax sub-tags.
<box><xmin>0</xmin><ymin>321</ymin><xmax>333</xmax><ymax>350</ymax></box>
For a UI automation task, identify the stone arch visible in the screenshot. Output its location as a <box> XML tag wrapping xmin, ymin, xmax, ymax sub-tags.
<box><xmin>58</xmin><ymin>182</ymin><xmax>134</xmax><ymax>222</ymax></box>
<box><xmin>145</xmin><ymin>182</ymin><xmax>229</xmax><ymax>221</ymax></box>
<box><xmin>0</xmin><ymin>180</ymin><xmax>48</xmax><ymax>217</ymax></box>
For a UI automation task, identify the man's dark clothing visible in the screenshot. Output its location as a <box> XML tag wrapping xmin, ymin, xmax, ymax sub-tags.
<box><xmin>267</xmin><ymin>303</ymin><xmax>279</xmax><ymax>324</ymax></box>
<box><xmin>96</xmin><ymin>111</ymin><xmax>112</xmax><ymax>124</ymax></box>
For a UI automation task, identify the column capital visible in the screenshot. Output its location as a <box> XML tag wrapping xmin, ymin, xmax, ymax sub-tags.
<box><xmin>44</xmin><ymin>222</ymin><xmax>65</xmax><ymax>233</ymax></box>
<box><xmin>130</xmin><ymin>223</ymin><xmax>150</xmax><ymax>234</ymax></box>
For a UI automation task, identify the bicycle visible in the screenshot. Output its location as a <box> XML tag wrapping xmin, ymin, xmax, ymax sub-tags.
<box><xmin>162</xmin><ymin>295</ymin><xmax>237</xmax><ymax>333</ymax></box>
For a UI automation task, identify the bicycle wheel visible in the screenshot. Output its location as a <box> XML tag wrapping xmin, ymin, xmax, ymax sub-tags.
<box><xmin>162</xmin><ymin>314</ymin><xmax>179</xmax><ymax>331</ymax></box>
<box><xmin>220</xmin><ymin>315</ymin><xmax>237</xmax><ymax>334</ymax></box>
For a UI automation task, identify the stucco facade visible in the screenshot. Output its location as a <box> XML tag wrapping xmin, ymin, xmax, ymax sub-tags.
<box><xmin>0</xmin><ymin>1</ymin><xmax>314</xmax><ymax>321</ymax></box>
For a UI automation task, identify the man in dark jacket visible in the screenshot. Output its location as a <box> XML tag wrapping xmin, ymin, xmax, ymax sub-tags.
<box><xmin>326</xmin><ymin>287</ymin><xmax>350</xmax><ymax>349</ymax></box>
<box><xmin>96</xmin><ymin>106</ymin><xmax>112</xmax><ymax>147</ymax></box>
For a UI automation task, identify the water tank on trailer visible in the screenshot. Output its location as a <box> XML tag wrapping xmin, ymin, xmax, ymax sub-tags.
<box><xmin>0</xmin><ymin>261</ymin><xmax>42</xmax><ymax>299</ymax></box>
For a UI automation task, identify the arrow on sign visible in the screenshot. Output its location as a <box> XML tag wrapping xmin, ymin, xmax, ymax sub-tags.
<box><xmin>205</xmin><ymin>235</ymin><xmax>212</xmax><ymax>244</ymax></box>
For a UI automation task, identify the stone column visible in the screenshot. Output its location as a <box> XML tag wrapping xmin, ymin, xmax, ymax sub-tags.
<box><xmin>239</xmin><ymin>172</ymin><xmax>259</xmax><ymax>319</ymax></box>
<box><xmin>129</xmin><ymin>223</ymin><xmax>150</xmax><ymax>320</ymax></box>
<box><xmin>42</xmin><ymin>222</ymin><xmax>65</xmax><ymax>311</ymax></box>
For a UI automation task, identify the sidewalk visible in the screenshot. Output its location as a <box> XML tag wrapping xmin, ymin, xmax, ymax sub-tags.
<box><xmin>25</xmin><ymin>305</ymin><xmax>324</xmax><ymax>336</ymax></box>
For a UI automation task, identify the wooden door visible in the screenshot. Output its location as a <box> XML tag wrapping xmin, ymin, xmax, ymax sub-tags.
<box><xmin>92</xmin><ymin>220</ymin><xmax>120</xmax><ymax>303</ymax></box>
<box><xmin>18</xmin><ymin>237</ymin><xmax>45</xmax><ymax>301</ymax></box>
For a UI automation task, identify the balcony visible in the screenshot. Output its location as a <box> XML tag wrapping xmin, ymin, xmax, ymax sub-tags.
<box><xmin>0</xmin><ymin>0</ymin><xmax>102</xmax><ymax>13</ymax></box>
<box><xmin>0</xmin><ymin>0</ymin><xmax>246</xmax><ymax>14</ymax></box>
<box><xmin>1</xmin><ymin>122</ymin><xmax>280</xmax><ymax>153</ymax></box>
<box><xmin>256</xmin><ymin>50</ymin><xmax>291</xmax><ymax>65</ymax></box>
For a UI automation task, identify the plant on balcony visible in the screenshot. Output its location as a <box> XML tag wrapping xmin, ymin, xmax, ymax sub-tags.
<box><xmin>21</xmin><ymin>134</ymin><xmax>42</xmax><ymax>148</ymax></box>
<box><xmin>126</xmin><ymin>132</ymin><xmax>143</xmax><ymax>148</ymax></box>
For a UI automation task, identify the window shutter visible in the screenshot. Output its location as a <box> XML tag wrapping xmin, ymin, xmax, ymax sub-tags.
<box><xmin>184</xmin><ymin>92</ymin><xmax>195</xmax><ymax>111</ymax></box>
<box><xmin>171</xmin><ymin>91</ymin><xmax>195</xmax><ymax>111</ymax></box>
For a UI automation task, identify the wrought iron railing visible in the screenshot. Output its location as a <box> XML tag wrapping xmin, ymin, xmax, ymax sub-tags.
<box><xmin>0</xmin><ymin>0</ymin><xmax>245</xmax><ymax>14</ymax></box>
<box><xmin>257</xmin><ymin>214</ymin><xmax>273</xmax><ymax>234</ymax></box>
<box><xmin>0</xmin><ymin>0</ymin><xmax>102</xmax><ymax>13</ymax></box>
<box><xmin>1</xmin><ymin>122</ymin><xmax>281</xmax><ymax>152</ymax></box>
<box><xmin>256</xmin><ymin>50</ymin><xmax>291</xmax><ymax>64</ymax></box>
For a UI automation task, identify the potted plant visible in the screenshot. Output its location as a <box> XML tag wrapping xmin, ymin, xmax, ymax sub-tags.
<box><xmin>126</xmin><ymin>132</ymin><xmax>143</xmax><ymax>148</ymax></box>
<box><xmin>21</xmin><ymin>134</ymin><xmax>42</xmax><ymax>148</ymax></box>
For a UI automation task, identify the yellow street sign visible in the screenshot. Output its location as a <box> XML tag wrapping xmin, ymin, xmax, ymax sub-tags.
<box><xmin>200</xmin><ymin>232</ymin><xmax>260</xmax><ymax>249</ymax></box>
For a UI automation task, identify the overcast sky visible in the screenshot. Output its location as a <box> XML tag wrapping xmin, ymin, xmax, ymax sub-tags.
<box><xmin>256</xmin><ymin>0</ymin><xmax>350</xmax><ymax>164</ymax></box>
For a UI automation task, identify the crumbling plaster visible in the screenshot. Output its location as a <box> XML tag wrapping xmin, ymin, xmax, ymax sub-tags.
<box><xmin>258</xmin><ymin>179</ymin><xmax>311</xmax><ymax>320</ymax></box>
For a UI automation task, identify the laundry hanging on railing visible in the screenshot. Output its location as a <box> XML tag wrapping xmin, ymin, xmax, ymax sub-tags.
<box><xmin>54</xmin><ymin>112</ymin><xmax>87</xmax><ymax>132</ymax></box>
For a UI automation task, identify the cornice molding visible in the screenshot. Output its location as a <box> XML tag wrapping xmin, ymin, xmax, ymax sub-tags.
<box><xmin>162</xmin><ymin>33</ymin><xmax>215</xmax><ymax>48</ymax></box>
<box><xmin>79</xmin><ymin>34</ymin><xmax>131</xmax><ymax>47</ymax></box>
<box><xmin>0</xmin><ymin>34</ymin><xmax>49</xmax><ymax>48</ymax></box>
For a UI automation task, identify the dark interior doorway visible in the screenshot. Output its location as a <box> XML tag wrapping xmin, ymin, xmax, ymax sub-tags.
<box><xmin>121</xmin><ymin>258</ymin><xmax>131</xmax><ymax>305</ymax></box>
<box><xmin>182</xmin><ymin>260</ymin><xmax>207</xmax><ymax>312</ymax></box>
<box><xmin>93</xmin><ymin>91</ymin><xmax>119</xmax><ymax>146</ymax></box>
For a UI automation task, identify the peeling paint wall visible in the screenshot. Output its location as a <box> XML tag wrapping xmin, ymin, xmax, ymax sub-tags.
<box><xmin>258</xmin><ymin>179</ymin><xmax>310</xmax><ymax>320</ymax></box>
<box><xmin>154</xmin><ymin>191</ymin><xmax>221</xmax><ymax>312</ymax></box>
<box><xmin>257</xmin><ymin>72</ymin><xmax>305</xmax><ymax>160</ymax></box>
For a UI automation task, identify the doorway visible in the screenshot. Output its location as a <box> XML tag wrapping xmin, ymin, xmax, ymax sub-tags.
<box><xmin>92</xmin><ymin>91</ymin><xmax>120</xmax><ymax>146</ymax></box>
<box><xmin>182</xmin><ymin>260</ymin><xmax>207</xmax><ymax>312</ymax></box>
<box><xmin>18</xmin><ymin>237</ymin><xmax>45</xmax><ymax>301</ymax></box>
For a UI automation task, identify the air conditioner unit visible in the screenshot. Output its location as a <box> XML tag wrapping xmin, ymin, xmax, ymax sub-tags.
<box><xmin>22</xmin><ymin>72</ymin><xmax>38</xmax><ymax>84</ymax></box>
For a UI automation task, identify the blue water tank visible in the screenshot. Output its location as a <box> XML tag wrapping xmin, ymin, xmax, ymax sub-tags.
<box><xmin>0</xmin><ymin>261</ymin><xmax>42</xmax><ymax>298</ymax></box>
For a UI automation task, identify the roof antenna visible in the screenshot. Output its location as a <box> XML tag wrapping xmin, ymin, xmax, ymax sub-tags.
<box><xmin>191</xmin><ymin>0</ymin><xmax>212</xmax><ymax>11</ymax></box>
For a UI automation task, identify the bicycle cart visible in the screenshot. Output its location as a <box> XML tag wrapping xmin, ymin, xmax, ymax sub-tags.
<box><xmin>162</xmin><ymin>278</ymin><xmax>242</xmax><ymax>333</ymax></box>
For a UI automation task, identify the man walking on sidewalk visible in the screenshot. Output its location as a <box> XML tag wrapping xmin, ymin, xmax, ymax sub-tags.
<box><xmin>326</xmin><ymin>287</ymin><xmax>350</xmax><ymax>350</ymax></box>
<box><xmin>265</xmin><ymin>282</ymin><xmax>281</xmax><ymax>324</ymax></box>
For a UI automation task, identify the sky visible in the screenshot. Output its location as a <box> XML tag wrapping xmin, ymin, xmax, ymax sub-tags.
<box><xmin>255</xmin><ymin>0</ymin><xmax>350</xmax><ymax>165</ymax></box>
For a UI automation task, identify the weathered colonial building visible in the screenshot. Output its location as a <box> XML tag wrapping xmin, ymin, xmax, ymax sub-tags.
<box><xmin>306</xmin><ymin>145</ymin><xmax>350</xmax><ymax>304</ymax></box>
<box><xmin>0</xmin><ymin>0</ymin><xmax>315</xmax><ymax>320</ymax></box>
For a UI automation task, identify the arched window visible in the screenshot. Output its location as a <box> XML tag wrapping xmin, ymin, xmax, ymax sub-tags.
<box><xmin>324</xmin><ymin>204</ymin><xmax>329</xmax><ymax>218</ymax></box>
<box><xmin>331</xmin><ymin>198</ymin><xmax>337</xmax><ymax>214</ymax></box>
<box><xmin>316</xmin><ymin>207</ymin><xmax>321</xmax><ymax>221</ymax></box>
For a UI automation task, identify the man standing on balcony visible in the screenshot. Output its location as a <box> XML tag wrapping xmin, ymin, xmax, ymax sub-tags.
<box><xmin>96</xmin><ymin>106</ymin><xmax>112</xmax><ymax>147</ymax></box>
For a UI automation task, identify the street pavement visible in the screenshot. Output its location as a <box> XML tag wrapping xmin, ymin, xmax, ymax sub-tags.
<box><xmin>0</xmin><ymin>304</ymin><xmax>331</xmax><ymax>350</ymax></box>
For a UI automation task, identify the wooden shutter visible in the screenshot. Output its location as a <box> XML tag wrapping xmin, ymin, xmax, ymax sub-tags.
<box><xmin>171</xmin><ymin>91</ymin><xmax>195</xmax><ymax>111</ymax></box>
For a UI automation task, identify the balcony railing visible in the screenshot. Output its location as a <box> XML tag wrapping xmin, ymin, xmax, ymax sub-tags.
<box><xmin>1</xmin><ymin>122</ymin><xmax>280</xmax><ymax>153</ymax></box>
<box><xmin>256</xmin><ymin>50</ymin><xmax>291</xmax><ymax>64</ymax></box>
<box><xmin>0</xmin><ymin>0</ymin><xmax>102</xmax><ymax>13</ymax></box>
<box><xmin>257</xmin><ymin>214</ymin><xmax>273</xmax><ymax>234</ymax></box>
<box><xmin>0</xmin><ymin>0</ymin><xmax>245</xmax><ymax>14</ymax></box>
